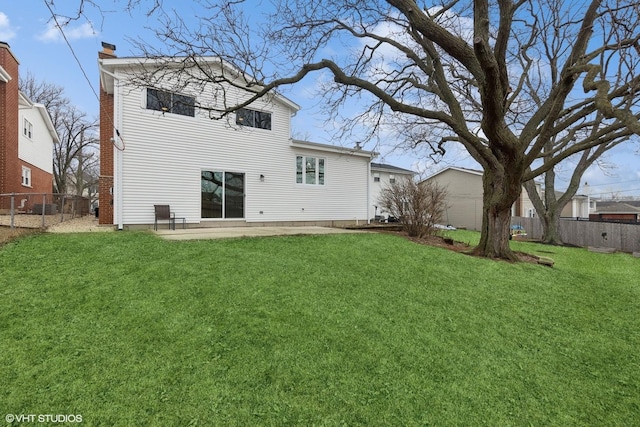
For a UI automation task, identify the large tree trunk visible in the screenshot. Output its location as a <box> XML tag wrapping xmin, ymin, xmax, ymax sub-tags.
<box><xmin>523</xmin><ymin>179</ymin><xmax>566</xmax><ymax>245</ymax></box>
<box><xmin>474</xmin><ymin>168</ymin><xmax>521</xmax><ymax>261</ymax></box>
<box><xmin>539</xmin><ymin>208</ymin><xmax>563</xmax><ymax>244</ymax></box>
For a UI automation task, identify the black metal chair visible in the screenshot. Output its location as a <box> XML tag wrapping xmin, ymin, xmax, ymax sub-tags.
<box><xmin>154</xmin><ymin>205</ymin><xmax>176</xmax><ymax>230</ymax></box>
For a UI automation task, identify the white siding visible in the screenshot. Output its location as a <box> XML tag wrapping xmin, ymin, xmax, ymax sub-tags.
<box><xmin>370</xmin><ymin>169</ymin><xmax>415</xmax><ymax>220</ymax></box>
<box><xmin>423</xmin><ymin>168</ymin><xmax>540</xmax><ymax>230</ymax></box>
<box><xmin>111</xmin><ymin>68</ymin><xmax>371</xmax><ymax>226</ymax></box>
<box><xmin>424</xmin><ymin>169</ymin><xmax>484</xmax><ymax>231</ymax></box>
<box><xmin>18</xmin><ymin>106</ymin><xmax>54</xmax><ymax>174</ymax></box>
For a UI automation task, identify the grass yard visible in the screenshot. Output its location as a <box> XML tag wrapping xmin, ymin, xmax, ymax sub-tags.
<box><xmin>0</xmin><ymin>231</ymin><xmax>638</xmax><ymax>426</ymax></box>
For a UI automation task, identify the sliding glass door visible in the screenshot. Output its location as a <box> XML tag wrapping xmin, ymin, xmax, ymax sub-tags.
<box><xmin>201</xmin><ymin>171</ymin><xmax>245</xmax><ymax>219</ymax></box>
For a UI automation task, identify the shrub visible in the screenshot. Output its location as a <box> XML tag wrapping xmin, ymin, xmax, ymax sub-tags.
<box><xmin>378</xmin><ymin>177</ymin><xmax>448</xmax><ymax>237</ymax></box>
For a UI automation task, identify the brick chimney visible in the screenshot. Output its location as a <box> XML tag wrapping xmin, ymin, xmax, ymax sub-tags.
<box><xmin>98</xmin><ymin>42</ymin><xmax>116</xmax><ymax>224</ymax></box>
<box><xmin>0</xmin><ymin>41</ymin><xmax>20</xmax><ymax>207</ymax></box>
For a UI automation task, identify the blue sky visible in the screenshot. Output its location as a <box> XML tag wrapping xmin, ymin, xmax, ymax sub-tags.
<box><xmin>1</xmin><ymin>1</ymin><xmax>638</xmax><ymax>198</ymax></box>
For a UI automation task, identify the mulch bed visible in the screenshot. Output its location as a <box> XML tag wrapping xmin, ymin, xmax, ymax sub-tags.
<box><xmin>378</xmin><ymin>230</ymin><xmax>543</xmax><ymax>265</ymax></box>
<box><xmin>0</xmin><ymin>227</ymin><xmax>41</xmax><ymax>246</ymax></box>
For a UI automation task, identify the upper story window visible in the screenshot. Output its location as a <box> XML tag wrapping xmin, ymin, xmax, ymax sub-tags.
<box><xmin>23</xmin><ymin>118</ymin><xmax>33</xmax><ymax>139</ymax></box>
<box><xmin>236</xmin><ymin>108</ymin><xmax>271</xmax><ymax>130</ymax></box>
<box><xmin>146</xmin><ymin>88</ymin><xmax>195</xmax><ymax>117</ymax></box>
<box><xmin>373</xmin><ymin>173</ymin><xmax>380</xmax><ymax>182</ymax></box>
<box><xmin>389</xmin><ymin>174</ymin><xmax>396</xmax><ymax>184</ymax></box>
<box><xmin>296</xmin><ymin>156</ymin><xmax>325</xmax><ymax>185</ymax></box>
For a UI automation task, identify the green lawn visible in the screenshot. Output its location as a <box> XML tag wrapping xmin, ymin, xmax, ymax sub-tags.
<box><xmin>1</xmin><ymin>231</ymin><xmax>638</xmax><ymax>426</ymax></box>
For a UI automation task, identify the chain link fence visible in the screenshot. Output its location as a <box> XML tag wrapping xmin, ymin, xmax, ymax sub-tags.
<box><xmin>0</xmin><ymin>193</ymin><xmax>91</xmax><ymax>230</ymax></box>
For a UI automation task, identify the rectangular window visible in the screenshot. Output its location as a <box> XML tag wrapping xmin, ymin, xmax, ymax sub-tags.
<box><xmin>236</xmin><ymin>108</ymin><xmax>272</xmax><ymax>130</ymax></box>
<box><xmin>296</xmin><ymin>156</ymin><xmax>303</xmax><ymax>184</ymax></box>
<box><xmin>296</xmin><ymin>156</ymin><xmax>325</xmax><ymax>186</ymax></box>
<box><xmin>147</xmin><ymin>88</ymin><xmax>195</xmax><ymax>117</ymax></box>
<box><xmin>318</xmin><ymin>158</ymin><xmax>325</xmax><ymax>185</ymax></box>
<box><xmin>389</xmin><ymin>174</ymin><xmax>396</xmax><ymax>184</ymax></box>
<box><xmin>23</xmin><ymin>118</ymin><xmax>33</xmax><ymax>139</ymax></box>
<box><xmin>21</xmin><ymin>167</ymin><xmax>31</xmax><ymax>187</ymax></box>
<box><xmin>201</xmin><ymin>171</ymin><xmax>245</xmax><ymax>219</ymax></box>
<box><xmin>373</xmin><ymin>173</ymin><xmax>380</xmax><ymax>182</ymax></box>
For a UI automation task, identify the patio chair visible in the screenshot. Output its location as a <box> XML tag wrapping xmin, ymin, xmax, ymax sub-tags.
<box><xmin>154</xmin><ymin>205</ymin><xmax>185</xmax><ymax>230</ymax></box>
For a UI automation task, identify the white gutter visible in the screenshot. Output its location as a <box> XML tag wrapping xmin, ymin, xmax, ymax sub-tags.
<box><xmin>0</xmin><ymin>65</ymin><xmax>11</xmax><ymax>83</ymax></box>
<box><xmin>291</xmin><ymin>139</ymin><xmax>375</xmax><ymax>158</ymax></box>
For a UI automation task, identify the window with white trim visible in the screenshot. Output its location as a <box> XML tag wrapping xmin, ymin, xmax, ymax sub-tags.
<box><xmin>236</xmin><ymin>108</ymin><xmax>272</xmax><ymax>130</ymax></box>
<box><xmin>23</xmin><ymin>118</ymin><xmax>33</xmax><ymax>139</ymax></box>
<box><xmin>389</xmin><ymin>174</ymin><xmax>396</xmax><ymax>184</ymax></box>
<box><xmin>296</xmin><ymin>156</ymin><xmax>325</xmax><ymax>185</ymax></box>
<box><xmin>373</xmin><ymin>172</ymin><xmax>380</xmax><ymax>182</ymax></box>
<box><xmin>21</xmin><ymin>167</ymin><xmax>31</xmax><ymax>187</ymax></box>
<box><xmin>146</xmin><ymin>88</ymin><xmax>195</xmax><ymax>117</ymax></box>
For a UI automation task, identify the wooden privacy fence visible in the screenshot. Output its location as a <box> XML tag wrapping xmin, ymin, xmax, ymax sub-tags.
<box><xmin>511</xmin><ymin>216</ymin><xmax>640</xmax><ymax>253</ymax></box>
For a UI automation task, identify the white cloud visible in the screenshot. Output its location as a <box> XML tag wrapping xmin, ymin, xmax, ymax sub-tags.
<box><xmin>37</xmin><ymin>21</ymin><xmax>97</xmax><ymax>42</ymax></box>
<box><xmin>0</xmin><ymin>12</ymin><xmax>17</xmax><ymax>41</ymax></box>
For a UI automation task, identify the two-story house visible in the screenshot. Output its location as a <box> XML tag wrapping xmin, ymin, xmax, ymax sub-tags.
<box><xmin>0</xmin><ymin>41</ymin><xmax>57</xmax><ymax>212</ymax></box>
<box><xmin>98</xmin><ymin>43</ymin><xmax>377</xmax><ymax>229</ymax></box>
<box><xmin>370</xmin><ymin>162</ymin><xmax>416</xmax><ymax>221</ymax></box>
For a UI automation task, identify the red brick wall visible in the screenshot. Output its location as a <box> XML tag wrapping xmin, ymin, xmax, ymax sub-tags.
<box><xmin>590</xmin><ymin>213</ymin><xmax>640</xmax><ymax>223</ymax></box>
<box><xmin>19</xmin><ymin>161</ymin><xmax>53</xmax><ymax>194</ymax></box>
<box><xmin>98</xmin><ymin>50</ymin><xmax>115</xmax><ymax>225</ymax></box>
<box><xmin>0</xmin><ymin>42</ymin><xmax>20</xmax><ymax>208</ymax></box>
<box><xmin>600</xmin><ymin>214</ymin><xmax>637</xmax><ymax>221</ymax></box>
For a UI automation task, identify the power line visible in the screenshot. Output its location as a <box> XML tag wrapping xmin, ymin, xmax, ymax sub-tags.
<box><xmin>42</xmin><ymin>1</ymin><xmax>125</xmax><ymax>151</ymax></box>
<box><xmin>42</xmin><ymin>1</ymin><xmax>101</xmax><ymax>104</ymax></box>
<box><xmin>590</xmin><ymin>187</ymin><xmax>640</xmax><ymax>197</ymax></box>
<box><xmin>584</xmin><ymin>179</ymin><xmax>640</xmax><ymax>187</ymax></box>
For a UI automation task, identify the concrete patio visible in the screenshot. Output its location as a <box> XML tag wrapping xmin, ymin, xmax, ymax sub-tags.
<box><xmin>153</xmin><ymin>226</ymin><xmax>369</xmax><ymax>240</ymax></box>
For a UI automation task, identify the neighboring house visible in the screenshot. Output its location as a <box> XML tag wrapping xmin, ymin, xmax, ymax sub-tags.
<box><xmin>559</xmin><ymin>193</ymin><xmax>590</xmax><ymax>219</ymax></box>
<box><xmin>589</xmin><ymin>202</ymin><xmax>640</xmax><ymax>224</ymax></box>
<box><xmin>420</xmin><ymin>166</ymin><xmax>541</xmax><ymax>231</ymax></box>
<box><xmin>370</xmin><ymin>162</ymin><xmax>416</xmax><ymax>220</ymax></box>
<box><xmin>98</xmin><ymin>43</ymin><xmax>377</xmax><ymax>229</ymax></box>
<box><xmin>0</xmin><ymin>41</ymin><xmax>57</xmax><ymax>211</ymax></box>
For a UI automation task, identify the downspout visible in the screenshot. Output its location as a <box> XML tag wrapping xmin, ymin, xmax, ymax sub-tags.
<box><xmin>367</xmin><ymin>159</ymin><xmax>371</xmax><ymax>224</ymax></box>
<box><xmin>114</xmin><ymin>77</ymin><xmax>124</xmax><ymax>230</ymax></box>
<box><xmin>367</xmin><ymin>152</ymin><xmax>378</xmax><ymax>224</ymax></box>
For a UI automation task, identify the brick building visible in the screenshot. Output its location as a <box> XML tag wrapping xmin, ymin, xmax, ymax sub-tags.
<box><xmin>0</xmin><ymin>41</ymin><xmax>58</xmax><ymax>210</ymax></box>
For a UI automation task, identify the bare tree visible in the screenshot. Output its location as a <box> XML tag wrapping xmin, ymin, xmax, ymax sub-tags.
<box><xmin>63</xmin><ymin>0</ymin><xmax>640</xmax><ymax>259</ymax></box>
<box><xmin>19</xmin><ymin>74</ymin><xmax>99</xmax><ymax>195</ymax></box>
<box><xmin>516</xmin><ymin>2</ymin><xmax>639</xmax><ymax>245</ymax></box>
<box><xmin>524</xmin><ymin>127</ymin><xmax>628</xmax><ymax>245</ymax></box>
<box><xmin>53</xmin><ymin>107</ymin><xmax>99</xmax><ymax>195</ymax></box>
<box><xmin>378</xmin><ymin>177</ymin><xmax>448</xmax><ymax>237</ymax></box>
<box><xmin>69</xmin><ymin>147</ymin><xmax>99</xmax><ymax>206</ymax></box>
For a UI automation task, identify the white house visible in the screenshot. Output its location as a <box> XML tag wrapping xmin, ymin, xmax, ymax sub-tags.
<box><xmin>18</xmin><ymin>93</ymin><xmax>57</xmax><ymax>190</ymax></box>
<box><xmin>559</xmin><ymin>193</ymin><xmax>590</xmax><ymax>219</ymax></box>
<box><xmin>370</xmin><ymin>162</ymin><xmax>416</xmax><ymax>220</ymax></box>
<box><xmin>97</xmin><ymin>43</ymin><xmax>377</xmax><ymax>229</ymax></box>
